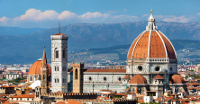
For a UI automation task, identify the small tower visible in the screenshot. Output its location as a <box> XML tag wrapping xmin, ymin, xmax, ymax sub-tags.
<box><xmin>40</xmin><ymin>48</ymin><xmax>49</xmax><ymax>95</ymax></box>
<box><xmin>51</xmin><ymin>29</ymin><xmax>68</xmax><ymax>93</ymax></box>
<box><xmin>72</xmin><ymin>63</ymin><xmax>84</xmax><ymax>93</ymax></box>
<box><xmin>34</xmin><ymin>86</ymin><xmax>41</xmax><ymax>103</ymax></box>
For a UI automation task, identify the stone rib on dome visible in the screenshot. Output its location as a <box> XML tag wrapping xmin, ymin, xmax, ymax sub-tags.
<box><xmin>127</xmin><ymin>12</ymin><xmax>176</xmax><ymax>60</ymax></box>
<box><xmin>129</xmin><ymin>74</ymin><xmax>147</xmax><ymax>84</ymax></box>
<box><xmin>28</xmin><ymin>60</ymin><xmax>51</xmax><ymax>75</ymax></box>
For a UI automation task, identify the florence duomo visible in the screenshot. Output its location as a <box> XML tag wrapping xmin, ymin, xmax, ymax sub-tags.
<box><xmin>1</xmin><ymin>1</ymin><xmax>200</xmax><ymax>104</ymax></box>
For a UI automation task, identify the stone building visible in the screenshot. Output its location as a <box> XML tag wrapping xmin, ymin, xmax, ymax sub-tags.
<box><xmin>51</xmin><ymin>32</ymin><xmax>68</xmax><ymax>93</ymax></box>
<box><xmin>66</xmin><ymin>10</ymin><xmax>188</xmax><ymax>97</ymax></box>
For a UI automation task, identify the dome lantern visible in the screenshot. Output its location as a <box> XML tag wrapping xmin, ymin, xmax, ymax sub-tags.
<box><xmin>146</xmin><ymin>9</ymin><xmax>157</xmax><ymax>30</ymax></box>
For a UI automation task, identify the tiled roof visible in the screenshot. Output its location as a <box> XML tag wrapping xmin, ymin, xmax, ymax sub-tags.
<box><xmin>153</xmin><ymin>75</ymin><xmax>164</xmax><ymax>79</ymax></box>
<box><xmin>84</xmin><ymin>69</ymin><xmax>126</xmax><ymax>73</ymax></box>
<box><xmin>170</xmin><ymin>74</ymin><xmax>184</xmax><ymax>84</ymax></box>
<box><xmin>129</xmin><ymin>74</ymin><xmax>147</xmax><ymax>84</ymax></box>
<box><xmin>54</xmin><ymin>32</ymin><xmax>67</xmax><ymax>36</ymax></box>
<box><xmin>28</xmin><ymin>60</ymin><xmax>51</xmax><ymax>75</ymax></box>
<box><xmin>123</xmin><ymin>74</ymin><xmax>130</xmax><ymax>79</ymax></box>
<box><xmin>127</xmin><ymin>30</ymin><xmax>176</xmax><ymax>59</ymax></box>
<box><xmin>10</xmin><ymin>94</ymin><xmax>34</xmax><ymax>98</ymax></box>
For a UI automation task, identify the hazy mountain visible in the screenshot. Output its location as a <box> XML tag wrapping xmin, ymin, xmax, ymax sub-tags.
<box><xmin>1</xmin><ymin>21</ymin><xmax>200</xmax><ymax>64</ymax></box>
<box><xmin>0</xmin><ymin>26</ymin><xmax>46</xmax><ymax>35</ymax></box>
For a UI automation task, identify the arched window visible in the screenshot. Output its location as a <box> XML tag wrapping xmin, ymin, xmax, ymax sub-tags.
<box><xmin>63</xmin><ymin>66</ymin><xmax>66</xmax><ymax>71</ymax></box>
<box><xmin>56</xmin><ymin>50</ymin><xmax>59</xmax><ymax>58</ymax></box>
<box><xmin>30</xmin><ymin>76</ymin><xmax>32</xmax><ymax>81</ymax></box>
<box><xmin>75</xmin><ymin>69</ymin><xmax>78</xmax><ymax>79</ymax></box>
<box><xmin>55</xmin><ymin>79</ymin><xmax>56</xmax><ymax>83</ymax></box>
<box><xmin>57</xmin><ymin>66</ymin><xmax>59</xmax><ymax>71</ymax></box>
<box><xmin>55</xmin><ymin>66</ymin><xmax>56</xmax><ymax>71</ymax></box>
<box><xmin>43</xmin><ymin>75</ymin><xmax>45</xmax><ymax>80</ymax></box>
<box><xmin>62</xmin><ymin>50</ymin><xmax>65</xmax><ymax>58</ymax></box>
<box><xmin>57</xmin><ymin>78</ymin><xmax>59</xmax><ymax>83</ymax></box>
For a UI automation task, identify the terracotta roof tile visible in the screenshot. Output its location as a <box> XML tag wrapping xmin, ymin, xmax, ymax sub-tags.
<box><xmin>10</xmin><ymin>94</ymin><xmax>34</xmax><ymax>98</ymax></box>
<box><xmin>171</xmin><ymin>74</ymin><xmax>184</xmax><ymax>84</ymax></box>
<box><xmin>28</xmin><ymin>60</ymin><xmax>51</xmax><ymax>75</ymax></box>
<box><xmin>123</xmin><ymin>74</ymin><xmax>130</xmax><ymax>79</ymax></box>
<box><xmin>129</xmin><ymin>74</ymin><xmax>147</xmax><ymax>84</ymax></box>
<box><xmin>153</xmin><ymin>75</ymin><xmax>164</xmax><ymax>79</ymax></box>
<box><xmin>54</xmin><ymin>32</ymin><xmax>67</xmax><ymax>36</ymax></box>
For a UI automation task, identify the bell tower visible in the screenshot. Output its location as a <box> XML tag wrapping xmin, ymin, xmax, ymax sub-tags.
<box><xmin>51</xmin><ymin>31</ymin><xmax>68</xmax><ymax>93</ymax></box>
<box><xmin>72</xmin><ymin>63</ymin><xmax>84</xmax><ymax>93</ymax></box>
<box><xmin>40</xmin><ymin>48</ymin><xmax>49</xmax><ymax>95</ymax></box>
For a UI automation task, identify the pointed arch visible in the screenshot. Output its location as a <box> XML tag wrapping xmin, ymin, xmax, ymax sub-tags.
<box><xmin>75</xmin><ymin>69</ymin><xmax>78</xmax><ymax>79</ymax></box>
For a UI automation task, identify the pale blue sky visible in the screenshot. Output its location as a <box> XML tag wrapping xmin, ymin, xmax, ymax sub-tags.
<box><xmin>0</xmin><ymin>0</ymin><xmax>200</xmax><ymax>28</ymax></box>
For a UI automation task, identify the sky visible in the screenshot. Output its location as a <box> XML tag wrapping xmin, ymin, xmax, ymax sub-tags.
<box><xmin>0</xmin><ymin>0</ymin><xmax>200</xmax><ymax>28</ymax></box>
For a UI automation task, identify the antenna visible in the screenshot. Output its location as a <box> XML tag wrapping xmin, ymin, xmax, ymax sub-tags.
<box><xmin>59</xmin><ymin>22</ymin><xmax>60</xmax><ymax>33</ymax></box>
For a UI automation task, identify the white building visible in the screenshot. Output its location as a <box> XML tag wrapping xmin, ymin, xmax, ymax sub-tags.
<box><xmin>51</xmin><ymin>32</ymin><xmax>68</xmax><ymax>93</ymax></box>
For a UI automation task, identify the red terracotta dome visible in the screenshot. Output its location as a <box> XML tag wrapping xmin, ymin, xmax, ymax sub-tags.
<box><xmin>127</xmin><ymin>11</ymin><xmax>176</xmax><ymax>60</ymax></box>
<box><xmin>28</xmin><ymin>60</ymin><xmax>51</xmax><ymax>76</ymax></box>
<box><xmin>129</xmin><ymin>74</ymin><xmax>147</xmax><ymax>84</ymax></box>
<box><xmin>170</xmin><ymin>74</ymin><xmax>184</xmax><ymax>84</ymax></box>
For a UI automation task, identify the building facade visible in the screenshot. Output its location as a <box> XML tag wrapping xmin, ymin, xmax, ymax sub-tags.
<box><xmin>51</xmin><ymin>32</ymin><xmax>68</xmax><ymax>93</ymax></box>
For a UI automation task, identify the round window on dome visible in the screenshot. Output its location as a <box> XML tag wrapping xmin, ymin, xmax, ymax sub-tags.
<box><xmin>138</xmin><ymin>66</ymin><xmax>143</xmax><ymax>71</ymax></box>
<box><xmin>103</xmin><ymin>77</ymin><xmax>107</xmax><ymax>81</ymax></box>
<box><xmin>155</xmin><ymin>66</ymin><xmax>160</xmax><ymax>71</ymax></box>
<box><xmin>89</xmin><ymin>77</ymin><xmax>92</xmax><ymax>81</ymax></box>
<box><xmin>118</xmin><ymin>77</ymin><xmax>121</xmax><ymax>81</ymax></box>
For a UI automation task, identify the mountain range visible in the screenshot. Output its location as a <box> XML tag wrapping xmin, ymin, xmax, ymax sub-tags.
<box><xmin>1</xmin><ymin>21</ymin><xmax>200</xmax><ymax>64</ymax></box>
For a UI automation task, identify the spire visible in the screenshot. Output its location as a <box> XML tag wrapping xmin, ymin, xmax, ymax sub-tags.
<box><xmin>146</xmin><ymin>9</ymin><xmax>157</xmax><ymax>30</ymax></box>
<box><xmin>41</xmin><ymin>47</ymin><xmax>47</xmax><ymax>68</ymax></box>
<box><xmin>59</xmin><ymin>22</ymin><xmax>61</xmax><ymax>33</ymax></box>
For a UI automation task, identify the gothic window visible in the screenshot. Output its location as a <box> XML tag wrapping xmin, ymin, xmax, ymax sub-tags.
<box><xmin>63</xmin><ymin>50</ymin><xmax>65</xmax><ymax>58</ymax></box>
<box><xmin>30</xmin><ymin>76</ymin><xmax>32</xmax><ymax>81</ymax></box>
<box><xmin>75</xmin><ymin>69</ymin><xmax>78</xmax><ymax>79</ymax></box>
<box><xmin>63</xmin><ymin>66</ymin><xmax>66</xmax><ymax>71</ymax></box>
<box><xmin>43</xmin><ymin>75</ymin><xmax>45</xmax><ymax>80</ymax></box>
<box><xmin>36</xmin><ymin>92</ymin><xmax>39</xmax><ymax>97</ymax></box>
<box><xmin>57</xmin><ymin>66</ymin><xmax>59</xmax><ymax>71</ymax></box>
<box><xmin>56</xmin><ymin>50</ymin><xmax>59</xmax><ymax>58</ymax></box>
<box><xmin>57</xmin><ymin>78</ymin><xmax>59</xmax><ymax>83</ymax></box>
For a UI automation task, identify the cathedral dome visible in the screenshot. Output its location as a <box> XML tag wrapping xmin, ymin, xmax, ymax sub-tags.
<box><xmin>28</xmin><ymin>59</ymin><xmax>51</xmax><ymax>76</ymax></box>
<box><xmin>129</xmin><ymin>74</ymin><xmax>147</xmax><ymax>84</ymax></box>
<box><xmin>127</xmin><ymin>11</ymin><xmax>176</xmax><ymax>61</ymax></box>
<box><xmin>170</xmin><ymin>74</ymin><xmax>184</xmax><ymax>84</ymax></box>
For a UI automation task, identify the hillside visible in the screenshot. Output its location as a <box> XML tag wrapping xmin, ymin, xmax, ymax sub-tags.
<box><xmin>1</xmin><ymin>21</ymin><xmax>200</xmax><ymax>64</ymax></box>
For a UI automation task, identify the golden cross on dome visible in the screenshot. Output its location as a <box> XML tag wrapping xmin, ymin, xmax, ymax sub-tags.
<box><xmin>151</xmin><ymin>9</ymin><xmax>153</xmax><ymax>14</ymax></box>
